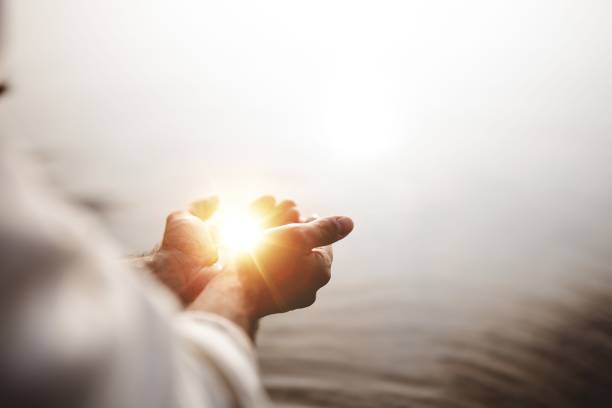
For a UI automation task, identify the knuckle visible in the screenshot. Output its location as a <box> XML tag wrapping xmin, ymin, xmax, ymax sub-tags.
<box><xmin>286</xmin><ymin>208</ymin><xmax>300</xmax><ymax>223</ymax></box>
<box><xmin>319</xmin><ymin>268</ymin><xmax>331</xmax><ymax>286</ymax></box>
<box><xmin>298</xmin><ymin>292</ymin><xmax>317</xmax><ymax>308</ymax></box>
<box><xmin>311</xmin><ymin>264</ymin><xmax>331</xmax><ymax>287</ymax></box>
<box><xmin>307</xmin><ymin>255</ymin><xmax>332</xmax><ymax>287</ymax></box>
<box><xmin>166</xmin><ymin>211</ymin><xmax>183</xmax><ymax>223</ymax></box>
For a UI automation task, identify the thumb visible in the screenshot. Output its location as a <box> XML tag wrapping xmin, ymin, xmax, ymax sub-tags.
<box><xmin>303</xmin><ymin>216</ymin><xmax>353</xmax><ymax>248</ymax></box>
<box><xmin>267</xmin><ymin>216</ymin><xmax>353</xmax><ymax>250</ymax></box>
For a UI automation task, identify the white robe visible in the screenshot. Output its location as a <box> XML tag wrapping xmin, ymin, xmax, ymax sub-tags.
<box><xmin>0</xmin><ymin>146</ymin><xmax>269</xmax><ymax>408</ymax></box>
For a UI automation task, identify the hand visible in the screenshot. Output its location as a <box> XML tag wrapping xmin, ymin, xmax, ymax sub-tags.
<box><xmin>249</xmin><ymin>195</ymin><xmax>302</xmax><ymax>227</ymax></box>
<box><xmin>189</xmin><ymin>216</ymin><xmax>354</xmax><ymax>336</ymax></box>
<box><xmin>241</xmin><ymin>215</ymin><xmax>355</xmax><ymax>315</ymax></box>
<box><xmin>148</xmin><ymin>197</ymin><xmax>220</xmax><ymax>305</ymax></box>
<box><xmin>150</xmin><ymin>195</ymin><xmax>306</xmax><ymax>305</ymax></box>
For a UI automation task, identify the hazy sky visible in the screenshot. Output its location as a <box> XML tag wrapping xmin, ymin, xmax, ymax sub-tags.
<box><xmin>2</xmin><ymin>0</ymin><xmax>612</xmax><ymax>275</ymax></box>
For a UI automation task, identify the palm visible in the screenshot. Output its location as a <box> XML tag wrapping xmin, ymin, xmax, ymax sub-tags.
<box><xmin>154</xmin><ymin>196</ymin><xmax>303</xmax><ymax>305</ymax></box>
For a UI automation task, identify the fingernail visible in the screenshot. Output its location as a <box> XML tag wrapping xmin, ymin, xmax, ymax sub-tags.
<box><xmin>335</xmin><ymin>216</ymin><xmax>354</xmax><ymax>235</ymax></box>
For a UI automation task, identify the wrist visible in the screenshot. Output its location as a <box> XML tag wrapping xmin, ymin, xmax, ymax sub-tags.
<box><xmin>188</xmin><ymin>272</ymin><xmax>260</xmax><ymax>340</ymax></box>
<box><xmin>147</xmin><ymin>249</ymin><xmax>213</xmax><ymax>305</ymax></box>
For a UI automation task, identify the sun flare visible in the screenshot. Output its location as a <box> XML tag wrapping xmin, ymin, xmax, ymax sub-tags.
<box><xmin>214</xmin><ymin>210</ymin><xmax>264</xmax><ymax>253</ymax></box>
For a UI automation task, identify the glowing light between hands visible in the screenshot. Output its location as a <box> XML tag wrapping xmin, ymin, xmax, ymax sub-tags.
<box><xmin>213</xmin><ymin>210</ymin><xmax>264</xmax><ymax>253</ymax></box>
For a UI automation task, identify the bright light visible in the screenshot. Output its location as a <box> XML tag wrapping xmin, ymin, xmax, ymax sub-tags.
<box><xmin>214</xmin><ymin>210</ymin><xmax>264</xmax><ymax>253</ymax></box>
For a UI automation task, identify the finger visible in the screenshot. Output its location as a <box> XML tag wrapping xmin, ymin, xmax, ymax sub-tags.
<box><xmin>268</xmin><ymin>206</ymin><xmax>300</xmax><ymax>226</ymax></box>
<box><xmin>249</xmin><ymin>195</ymin><xmax>276</xmax><ymax>216</ymax></box>
<box><xmin>282</xmin><ymin>208</ymin><xmax>300</xmax><ymax>224</ymax></box>
<box><xmin>166</xmin><ymin>210</ymin><xmax>189</xmax><ymax>223</ymax></box>
<box><xmin>264</xmin><ymin>199</ymin><xmax>297</xmax><ymax>227</ymax></box>
<box><xmin>189</xmin><ymin>196</ymin><xmax>219</xmax><ymax>220</ymax></box>
<box><xmin>165</xmin><ymin>210</ymin><xmax>204</xmax><ymax>226</ymax></box>
<box><xmin>275</xmin><ymin>199</ymin><xmax>296</xmax><ymax>212</ymax></box>
<box><xmin>300</xmin><ymin>216</ymin><xmax>354</xmax><ymax>249</ymax></box>
<box><xmin>266</xmin><ymin>216</ymin><xmax>353</xmax><ymax>250</ymax></box>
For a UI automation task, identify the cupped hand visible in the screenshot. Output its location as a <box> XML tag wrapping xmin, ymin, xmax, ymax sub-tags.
<box><xmin>195</xmin><ymin>215</ymin><xmax>354</xmax><ymax>320</ymax></box>
<box><xmin>151</xmin><ymin>195</ymin><xmax>305</xmax><ymax>305</ymax></box>
<box><xmin>249</xmin><ymin>195</ymin><xmax>302</xmax><ymax>227</ymax></box>
<box><xmin>149</xmin><ymin>197</ymin><xmax>220</xmax><ymax>305</ymax></box>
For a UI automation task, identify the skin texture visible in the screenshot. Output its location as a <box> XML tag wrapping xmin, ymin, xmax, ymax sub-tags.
<box><xmin>149</xmin><ymin>195</ymin><xmax>352</xmax><ymax>320</ymax></box>
<box><xmin>147</xmin><ymin>197</ymin><xmax>220</xmax><ymax>305</ymax></box>
<box><xmin>188</xmin><ymin>214</ymin><xmax>354</xmax><ymax>339</ymax></box>
<box><xmin>145</xmin><ymin>196</ymin><xmax>289</xmax><ymax>304</ymax></box>
<box><xmin>149</xmin><ymin>195</ymin><xmax>307</xmax><ymax>305</ymax></box>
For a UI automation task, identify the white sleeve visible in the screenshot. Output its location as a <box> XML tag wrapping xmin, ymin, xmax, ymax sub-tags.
<box><xmin>173</xmin><ymin>312</ymin><xmax>269</xmax><ymax>408</ymax></box>
<box><xmin>0</xmin><ymin>146</ymin><xmax>268</xmax><ymax>408</ymax></box>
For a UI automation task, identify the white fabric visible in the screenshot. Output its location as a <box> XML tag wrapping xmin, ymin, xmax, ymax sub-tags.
<box><xmin>0</xmin><ymin>146</ymin><xmax>268</xmax><ymax>408</ymax></box>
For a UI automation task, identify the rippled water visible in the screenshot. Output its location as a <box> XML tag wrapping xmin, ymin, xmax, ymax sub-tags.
<box><xmin>3</xmin><ymin>1</ymin><xmax>612</xmax><ymax>406</ymax></box>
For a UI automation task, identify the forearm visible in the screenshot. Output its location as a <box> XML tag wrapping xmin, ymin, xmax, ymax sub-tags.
<box><xmin>187</xmin><ymin>273</ymin><xmax>260</xmax><ymax>340</ymax></box>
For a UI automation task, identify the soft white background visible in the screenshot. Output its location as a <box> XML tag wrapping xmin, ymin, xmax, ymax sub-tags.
<box><xmin>2</xmin><ymin>1</ymin><xmax>612</xmax><ymax>405</ymax></box>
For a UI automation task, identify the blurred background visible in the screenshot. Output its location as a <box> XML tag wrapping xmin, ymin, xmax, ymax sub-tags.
<box><xmin>2</xmin><ymin>1</ymin><xmax>612</xmax><ymax>406</ymax></box>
